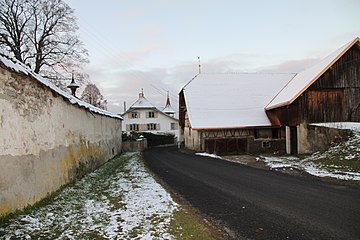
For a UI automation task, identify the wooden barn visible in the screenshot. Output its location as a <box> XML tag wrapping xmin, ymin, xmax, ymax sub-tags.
<box><xmin>266</xmin><ymin>37</ymin><xmax>360</xmax><ymax>154</ymax></box>
<box><xmin>179</xmin><ymin>38</ymin><xmax>360</xmax><ymax>155</ymax></box>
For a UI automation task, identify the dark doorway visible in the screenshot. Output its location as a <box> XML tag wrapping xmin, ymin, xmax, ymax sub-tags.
<box><xmin>290</xmin><ymin>126</ymin><xmax>298</xmax><ymax>154</ymax></box>
<box><xmin>204</xmin><ymin>138</ymin><xmax>247</xmax><ymax>155</ymax></box>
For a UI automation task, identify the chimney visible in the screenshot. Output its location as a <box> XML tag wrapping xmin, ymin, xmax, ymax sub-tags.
<box><xmin>139</xmin><ymin>88</ymin><xmax>144</xmax><ymax>98</ymax></box>
<box><xmin>123</xmin><ymin>101</ymin><xmax>127</xmax><ymax>112</ymax></box>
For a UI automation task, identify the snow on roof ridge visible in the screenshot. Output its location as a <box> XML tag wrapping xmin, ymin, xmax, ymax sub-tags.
<box><xmin>264</xmin><ymin>73</ymin><xmax>298</xmax><ymax>109</ymax></box>
<box><xmin>0</xmin><ymin>53</ymin><xmax>122</xmax><ymax>119</ymax></box>
<box><xmin>128</xmin><ymin>94</ymin><xmax>157</xmax><ymax>109</ymax></box>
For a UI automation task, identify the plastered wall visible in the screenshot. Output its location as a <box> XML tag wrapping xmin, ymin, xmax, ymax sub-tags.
<box><xmin>0</xmin><ymin>66</ymin><xmax>122</xmax><ymax>217</ymax></box>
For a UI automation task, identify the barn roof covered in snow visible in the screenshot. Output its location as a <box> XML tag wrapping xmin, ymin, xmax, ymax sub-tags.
<box><xmin>266</xmin><ymin>37</ymin><xmax>360</xmax><ymax>110</ymax></box>
<box><xmin>0</xmin><ymin>53</ymin><xmax>122</xmax><ymax>119</ymax></box>
<box><xmin>181</xmin><ymin>37</ymin><xmax>359</xmax><ymax>130</ymax></box>
<box><xmin>182</xmin><ymin>73</ymin><xmax>296</xmax><ymax>129</ymax></box>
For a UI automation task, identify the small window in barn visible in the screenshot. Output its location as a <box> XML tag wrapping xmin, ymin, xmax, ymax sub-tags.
<box><xmin>170</xmin><ymin>122</ymin><xmax>176</xmax><ymax>130</ymax></box>
<box><xmin>262</xmin><ymin>141</ymin><xmax>270</xmax><ymax>148</ymax></box>
<box><xmin>272</xmin><ymin>128</ymin><xmax>279</xmax><ymax>139</ymax></box>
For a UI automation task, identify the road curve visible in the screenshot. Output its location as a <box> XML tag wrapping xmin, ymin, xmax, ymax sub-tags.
<box><xmin>143</xmin><ymin>147</ymin><xmax>360</xmax><ymax>240</ymax></box>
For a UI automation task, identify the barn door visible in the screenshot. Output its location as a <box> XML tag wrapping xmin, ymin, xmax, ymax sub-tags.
<box><xmin>290</xmin><ymin>126</ymin><xmax>298</xmax><ymax>154</ymax></box>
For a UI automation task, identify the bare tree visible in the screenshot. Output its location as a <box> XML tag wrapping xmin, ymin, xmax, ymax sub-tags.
<box><xmin>0</xmin><ymin>0</ymin><xmax>88</xmax><ymax>86</ymax></box>
<box><xmin>81</xmin><ymin>83</ymin><xmax>107</xmax><ymax>110</ymax></box>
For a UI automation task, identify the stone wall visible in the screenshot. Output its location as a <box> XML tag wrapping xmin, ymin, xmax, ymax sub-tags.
<box><xmin>122</xmin><ymin>139</ymin><xmax>148</xmax><ymax>152</ymax></box>
<box><xmin>0</xmin><ymin>61</ymin><xmax>122</xmax><ymax>217</ymax></box>
<box><xmin>298</xmin><ymin>124</ymin><xmax>351</xmax><ymax>153</ymax></box>
<box><xmin>248</xmin><ymin>138</ymin><xmax>286</xmax><ymax>154</ymax></box>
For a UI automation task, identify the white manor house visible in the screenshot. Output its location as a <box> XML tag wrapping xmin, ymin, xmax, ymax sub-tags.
<box><xmin>121</xmin><ymin>90</ymin><xmax>179</xmax><ymax>138</ymax></box>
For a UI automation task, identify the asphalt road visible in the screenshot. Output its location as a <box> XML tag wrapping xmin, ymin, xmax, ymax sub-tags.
<box><xmin>143</xmin><ymin>147</ymin><xmax>360</xmax><ymax>240</ymax></box>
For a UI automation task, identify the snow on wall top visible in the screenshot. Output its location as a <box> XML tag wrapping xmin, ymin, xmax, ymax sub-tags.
<box><xmin>183</xmin><ymin>73</ymin><xmax>296</xmax><ymax>129</ymax></box>
<box><xmin>266</xmin><ymin>37</ymin><xmax>360</xmax><ymax>110</ymax></box>
<box><xmin>0</xmin><ymin>54</ymin><xmax>122</xmax><ymax>119</ymax></box>
<box><xmin>310</xmin><ymin>122</ymin><xmax>360</xmax><ymax>132</ymax></box>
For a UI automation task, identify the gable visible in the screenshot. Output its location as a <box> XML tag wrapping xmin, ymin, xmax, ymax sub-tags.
<box><xmin>266</xmin><ymin>37</ymin><xmax>360</xmax><ymax>110</ymax></box>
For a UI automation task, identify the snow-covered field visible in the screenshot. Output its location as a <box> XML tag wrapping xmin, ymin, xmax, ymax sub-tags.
<box><xmin>0</xmin><ymin>153</ymin><xmax>177</xmax><ymax>239</ymax></box>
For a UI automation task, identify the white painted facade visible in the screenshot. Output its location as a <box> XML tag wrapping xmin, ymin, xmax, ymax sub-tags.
<box><xmin>121</xmin><ymin>92</ymin><xmax>179</xmax><ymax>138</ymax></box>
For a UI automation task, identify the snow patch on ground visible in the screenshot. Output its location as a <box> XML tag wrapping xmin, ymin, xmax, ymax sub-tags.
<box><xmin>262</xmin><ymin>156</ymin><xmax>360</xmax><ymax>181</ymax></box>
<box><xmin>263</xmin><ymin>123</ymin><xmax>360</xmax><ymax>181</ymax></box>
<box><xmin>196</xmin><ymin>152</ymin><xmax>223</xmax><ymax>159</ymax></box>
<box><xmin>0</xmin><ymin>153</ymin><xmax>177</xmax><ymax>239</ymax></box>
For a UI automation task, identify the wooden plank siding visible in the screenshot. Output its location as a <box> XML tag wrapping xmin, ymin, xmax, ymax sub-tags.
<box><xmin>266</xmin><ymin>43</ymin><xmax>360</xmax><ymax>126</ymax></box>
<box><xmin>179</xmin><ymin>89</ymin><xmax>186</xmax><ymax>129</ymax></box>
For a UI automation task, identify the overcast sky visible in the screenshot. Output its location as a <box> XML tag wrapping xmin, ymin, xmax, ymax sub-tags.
<box><xmin>64</xmin><ymin>0</ymin><xmax>360</xmax><ymax>114</ymax></box>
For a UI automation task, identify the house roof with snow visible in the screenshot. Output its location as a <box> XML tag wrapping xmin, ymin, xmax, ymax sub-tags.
<box><xmin>128</xmin><ymin>91</ymin><xmax>157</xmax><ymax>110</ymax></box>
<box><xmin>0</xmin><ymin>53</ymin><xmax>122</xmax><ymax>120</ymax></box>
<box><xmin>182</xmin><ymin>73</ymin><xmax>296</xmax><ymax>130</ymax></box>
<box><xmin>122</xmin><ymin>91</ymin><xmax>179</xmax><ymax>120</ymax></box>
<box><xmin>266</xmin><ymin>37</ymin><xmax>360</xmax><ymax>110</ymax></box>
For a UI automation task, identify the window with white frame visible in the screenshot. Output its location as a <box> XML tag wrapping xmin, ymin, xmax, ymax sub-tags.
<box><xmin>170</xmin><ymin>122</ymin><xmax>176</xmax><ymax>130</ymax></box>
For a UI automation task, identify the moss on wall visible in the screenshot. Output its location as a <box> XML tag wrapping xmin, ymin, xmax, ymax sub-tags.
<box><xmin>0</xmin><ymin>201</ymin><xmax>9</xmax><ymax>217</ymax></box>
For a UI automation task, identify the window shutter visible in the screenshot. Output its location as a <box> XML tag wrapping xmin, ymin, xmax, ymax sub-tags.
<box><xmin>156</xmin><ymin>123</ymin><xmax>160</xmax><ymax>130</ymax></box>
<box><xmin>126</xmin><ymin>124</ymin><xmax>130</xmax><ymax>131</ymax></box>
<box><xmin>139</xmin><ymin>124</ymin><xmax>146</xmax><ymax>131</ymax></box>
